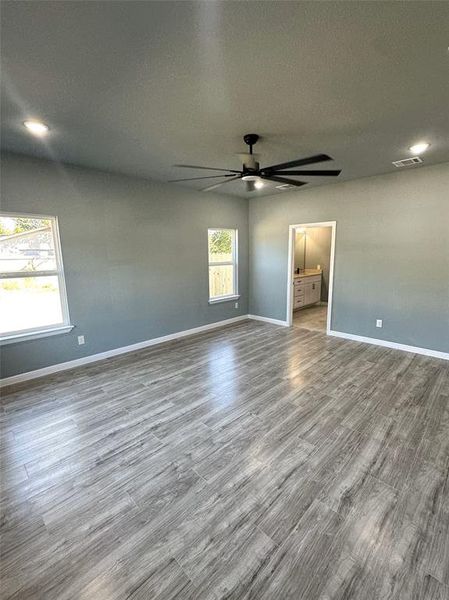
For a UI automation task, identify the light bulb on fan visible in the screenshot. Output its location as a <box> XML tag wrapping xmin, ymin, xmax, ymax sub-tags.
<box><xmin>242</xmin><ymin>174</ymin><xmax>264</xmax><ymax>191</ymax></box>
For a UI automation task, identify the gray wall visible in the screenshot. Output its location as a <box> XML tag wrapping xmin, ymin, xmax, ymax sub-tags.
<box><xmin>249</xmin><ymin>162</ymin><xmax>449</xmax><ymax>353</ymax></box>
<box><xmin>2</xmin><ymin>154</ymin><xmax>448</xmax><ymax>379</ymax></box>
<box><xmin>0</xmin><ymin>152</ymin><xmax>249</xmax><ymax>378</ymax></box>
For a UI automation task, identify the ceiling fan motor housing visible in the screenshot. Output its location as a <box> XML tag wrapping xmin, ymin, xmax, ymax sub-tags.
<box><xmin>242</xmin><ymin>160</ymin><xmax>260</xmax><ymax>172</ymax></box>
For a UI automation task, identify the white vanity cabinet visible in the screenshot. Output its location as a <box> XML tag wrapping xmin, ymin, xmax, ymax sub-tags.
<box><xmin>293</xmin><ymin>272</ymin><xmax>321</xmax><ymax>309</ymax></box>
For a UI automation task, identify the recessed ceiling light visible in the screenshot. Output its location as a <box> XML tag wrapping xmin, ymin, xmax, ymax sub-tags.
<box><xmin>409</xmin><ymin>142</ymin><xmax>430</xmax><ymax>154</ymax></box>
<box><xmin>23</xmin><ymin>120</ymin><xmax>49</xmax><ymax>136</ymax></box>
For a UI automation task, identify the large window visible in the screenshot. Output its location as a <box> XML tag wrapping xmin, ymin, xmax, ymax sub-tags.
<box><xmin>0</xmin><ymin>214</ymin><xmax>71</xmax><ymax>341</ymax></box>
<box><xmin>208</xmin><ymin>228</ymin><xmax>238</xmax><ymax>302</ymax></box>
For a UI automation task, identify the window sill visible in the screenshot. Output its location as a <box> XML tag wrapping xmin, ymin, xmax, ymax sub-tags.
<box><xmin>208</xmin><ymin>294</ymin><xmax>240</xmax><ymax>305</ymax></box>
<box><xmin>0</xmin><ymin>325</ymin><xmax>74</xmax><ymax>345</ymax></box>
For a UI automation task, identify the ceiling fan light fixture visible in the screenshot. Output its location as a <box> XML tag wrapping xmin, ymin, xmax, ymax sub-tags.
<box><xmin>242</xmin><ymin>174</ymin><xmax>264</xmax><ymax>191</ymax></box>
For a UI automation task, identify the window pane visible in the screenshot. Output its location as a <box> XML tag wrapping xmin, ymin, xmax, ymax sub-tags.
<box><xmin>0</xmin><ymin>276</ymin><xmax>63</xmax><ymax>335</ymax></box>
<box><xmin>208</xmin><ymin>229</ymin><xmax>233</xmax><ymax>263</ymax></box>
<box><xmin>0</xmin><ymin>216</ymin><xmax>57</xmax><ymax>274</ymax></box>
<box><xmin>209</xmin><ymin>265</ymin><xmax>234</xmax><ymax>298</ymax></box>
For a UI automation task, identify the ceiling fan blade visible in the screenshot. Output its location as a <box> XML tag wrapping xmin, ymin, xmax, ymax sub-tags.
<box><xmin>174</xmin><ymin>164</ymin><xmax>241</xmax><ymax>174</ymax></box>
<box><xmin>262</xmin><ymin>154</ymin><xmax>332</xmax><ymax>173</ymax></box>
<box><xmin>168</xmin><ymin>174</ymin><xmax>238</xmax><ymax>183</ymax></box>
<box><xmin>271</xmin><ymin>169</ymin><xmax>341</xmax><ymax>177</ymax></box>
<box><xmin>202</xmin><ymin>175</ymin><xmax>242</xmax><ymax>192</ymax></box>
<box><xmin>260</xmin><ymin>175</ymin><xmax>307</xmax><ymax>187</ymax></box>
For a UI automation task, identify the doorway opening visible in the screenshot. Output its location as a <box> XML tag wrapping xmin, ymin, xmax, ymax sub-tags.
<box><xmin>286</xmin><ymin>221</ymin><xmax>336</xmax><ymax>333</ymax></box>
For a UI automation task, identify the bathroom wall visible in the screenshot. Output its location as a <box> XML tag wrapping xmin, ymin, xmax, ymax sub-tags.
<box><xmin>305</xmin><ymin>227</ymin><xmax>332</xmax><ymax>302</ymax></box>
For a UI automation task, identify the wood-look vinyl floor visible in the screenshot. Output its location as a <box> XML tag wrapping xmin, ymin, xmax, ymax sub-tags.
<box><xmin>1</xmin><ymin>320</ymin><xmax>448</xmax><ymax>600</ymax></box>
<box><xmin>294</xmin><ymin>304</ymin><xmax>328</xmax><ymax>331</ymax></box>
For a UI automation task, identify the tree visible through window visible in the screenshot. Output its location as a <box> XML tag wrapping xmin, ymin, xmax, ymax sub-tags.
<box><xmin>0</xmin><ymin>214</ymin><xmax>70</xmax><ymax>339</ymax></box>
<box><xmin>208</xmin><ymin>229</ymin><xmax>238</xmax><ymax>300</ymax></box>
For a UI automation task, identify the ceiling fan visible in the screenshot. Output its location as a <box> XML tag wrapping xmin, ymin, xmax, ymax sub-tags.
<box><xmin>169</xmin><ymin>134</ymin><xmax>341</xmax><ymax>192</ymax></box>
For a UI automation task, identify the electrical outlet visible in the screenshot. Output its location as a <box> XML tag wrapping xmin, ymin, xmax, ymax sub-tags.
<box><xmin>77</xmin><ymin>335</ymin><xmax>85</xmax><ymax>345</ymax></box>
<box><xmin>376</xmin><ymin>319</ymin><xmax>383</xmax><ymax>328</ymax></box>
<box><xmin>234</xmin><ymin>302</ymin><xmax>239</xmax><ymax>309</ymax></box>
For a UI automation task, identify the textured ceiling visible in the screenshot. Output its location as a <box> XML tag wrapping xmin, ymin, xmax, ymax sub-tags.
<box><xmin>1</xmin><ymin>1</ymin><xmax>449</xmax><ymax>197</ymax></box>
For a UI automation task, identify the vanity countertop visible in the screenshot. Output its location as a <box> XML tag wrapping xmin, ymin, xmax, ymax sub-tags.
<box><xmin>294</xmin><ymin>269</ymin><xmax>322</xmax><ymax>279</ymax></box>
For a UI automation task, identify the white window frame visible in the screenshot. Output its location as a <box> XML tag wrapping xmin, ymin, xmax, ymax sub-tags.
<box><xmin>0</xmin><ymin>212</ymin><xmax>73</xmax><ymax>344</ymax></box>
<box><xmin>208</xmin><ymin>228</ymin><xmax>239</xmax><ymax>304</ymax></box>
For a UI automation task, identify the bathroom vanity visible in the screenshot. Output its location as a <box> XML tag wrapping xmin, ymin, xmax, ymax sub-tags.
<box><xmin>293</xmin><ymin>269</ymin><xmax>322</xmax><ymax>310</ymax></box>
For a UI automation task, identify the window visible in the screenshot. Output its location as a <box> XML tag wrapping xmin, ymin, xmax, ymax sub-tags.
<box><xmin>208</xmin><ymin>228</ymin><xmax>238</xmax><ymax>302</ymax></box>
<box><xmin>0</xmin><ymin>213</ymin><xmax>72</xmax><ymax>342</ymax></box>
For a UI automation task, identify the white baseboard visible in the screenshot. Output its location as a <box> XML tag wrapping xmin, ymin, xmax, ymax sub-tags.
<box><xmin>5</xmin><ymin>317</ymin><xmax>444</xmax><ymax>389</ymax></box>
<box><xmin>0</xmin><ymin>315</ymin><xmax>249</xmax><ymax>388</ymax></box>
<box><xmin>248</xmin><ymin>314</ymin><xmax>289</xmax><ymax>327</ymax></box>
<box><xmin>328</xmin><ymin>330</ymin><xmax>449</xmax><ymax>361</ymax></box>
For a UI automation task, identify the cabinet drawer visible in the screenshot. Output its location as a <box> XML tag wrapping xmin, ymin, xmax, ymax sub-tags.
<box><xmin>295</xmin><ymin>275</ymin><xmax>321</xmax><ymax>285</ymax></box>
<box><xmin>294</xmin><ymin>296</ymin><xmax>305</xmax><ymax>308</ymax></box>
<box><xmin>294</xmin><ymin>288</ymin><xmax>304</xmax><ymax>299</ymax></box>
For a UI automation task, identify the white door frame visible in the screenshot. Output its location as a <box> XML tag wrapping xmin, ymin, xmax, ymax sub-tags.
<box><xmin>286</xmin><ymin>221</ymin><xmax>337</xmax><ymax>332</ymax></box>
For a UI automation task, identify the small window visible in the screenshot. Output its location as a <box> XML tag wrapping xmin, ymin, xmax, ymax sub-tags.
<box><xmin>0</xmin><ymin>213</ymin><xmax>71</xmax><ymax>341</ymax></box>
<box><xmin>208</xmin><ymin>228</ymin><xmax>238</xmax><ymax>302</ymax></box>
